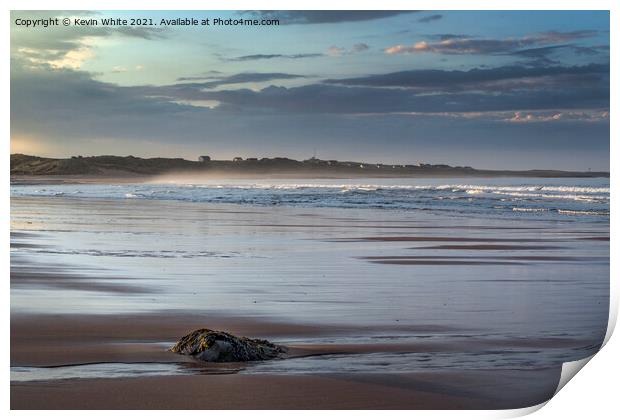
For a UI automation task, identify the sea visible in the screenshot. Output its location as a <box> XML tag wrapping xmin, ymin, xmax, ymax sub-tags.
<box><xmin>10</xmin><ymin>177</ymin><xmax>610</xmax><ymax>220</ymax></box>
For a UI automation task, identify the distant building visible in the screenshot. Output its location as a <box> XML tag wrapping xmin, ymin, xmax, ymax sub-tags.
<box><xmin>199</xmin><ymin>155</ymin><xmax>211</xmax><ymax>162</ymax></box>
<box><xmin>233</xmin><ymin>157</ymin><xmax>243</xmax><ymax>162</ymax></box>
<box><xmin>246</xmin><ymin>157</ymin><xmax>258</xmax><ymax>161</ymax></box>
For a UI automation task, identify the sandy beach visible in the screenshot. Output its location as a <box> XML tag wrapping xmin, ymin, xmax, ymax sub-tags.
<box><xmin>11</xmin><ymin>311</ymin><xmax>562</xmax><ymax>409</ymax></box>
<box><xmin>10</xmin><ymin>182</ymin><xmax>609</xmax><ymax>409</ymax></box>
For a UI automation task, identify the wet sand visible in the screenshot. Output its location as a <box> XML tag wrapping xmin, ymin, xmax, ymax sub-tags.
<box><xmin>10</xmin><ymin>195</ymin><xmax>608</xmax><ymax>409</ymax></box>
<box><xmin>332</xmin><ymin>236</ymin><xmax>609</xmax><ymax>242</ymax></box>
<box><xmin>11</xmin><ymin>311</ymin><xmax>562</xmax><ymax>410</ymax></box>
<box><xmin>12</xmin><ymin>311</ymin><xmax>590</xmax><ymax>367</ymax></box>
<box><xmin>11</xmin><ymin>370</ymin><xmax>560</xmax><ymax>410</ymax></box>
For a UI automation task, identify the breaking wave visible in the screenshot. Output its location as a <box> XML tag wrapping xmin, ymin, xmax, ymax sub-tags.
<box><xmin>12</xmin><ymin>177</ymin><xmax>609</xmax><ymax>219</ymax></box>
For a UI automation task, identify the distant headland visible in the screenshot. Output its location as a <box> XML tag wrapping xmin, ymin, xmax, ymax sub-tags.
<box><xmin>10</xmin><ymin>154</ymin><xmax>609</xmax><ymax>179</ymax></box>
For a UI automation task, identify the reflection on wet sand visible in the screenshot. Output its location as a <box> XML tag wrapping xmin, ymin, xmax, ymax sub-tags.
<box><xmin>10</xmin><ymin>195</ymin><xmax>609</xmax><ymax>409</ymax></box>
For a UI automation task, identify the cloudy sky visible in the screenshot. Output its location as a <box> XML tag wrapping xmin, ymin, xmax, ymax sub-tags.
<box><xmin>10</xmin><ymin>10</ymin><xmax>609</xmax><ymax>170</ymax></box>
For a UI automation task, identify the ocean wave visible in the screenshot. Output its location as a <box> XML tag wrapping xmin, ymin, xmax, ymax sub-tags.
<box><xmin>557</xmin><ymin>209</ymin><xmax>610</xmax><ymax>216</ymax></box>
<box><xmin>512</xmin><ymin>207</ymin><xmax>549</xmax><ymax>213</ymax></box>
<box><xmin>433</xmin><ymin>184</ymin><xmax>608</xmax><ymax>194</ymax></box>
<box><xmin>171</xmin><ymin>182</ymin><xmax>609</xmax><ymax>193</ymax></box>
<box><xmin>493</xmin><ymin>191</ymin><xmax>607</xmax><ymax>203</ymax></box>
<box><xmin>11</xmin><ymin>178</ymin><xmax>609</xmax><ymax>219</ymax></box>
<box><xmin>180</xmin><ymin>183</ymin><xmax>609</xmax><ymax>203</ymax></box>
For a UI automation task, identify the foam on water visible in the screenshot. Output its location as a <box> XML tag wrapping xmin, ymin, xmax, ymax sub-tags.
<box><xmin>12</xmin><ymin>177</ymin><xmax>609</xmax><ymax>219</ymax></box>
<box><xmin>11</xmin><ymin>363</ymin><xmax>194</xmax><ymax>382</ymax></box>
<box><xmin>244</xmin><ymin>346</ymin><xmax>599</xmax><ymax>375</ymax></box>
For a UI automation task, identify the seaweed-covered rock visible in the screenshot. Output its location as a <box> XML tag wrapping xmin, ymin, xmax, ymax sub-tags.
<box><xmin>170</xmin><ymin>329</ymin><xmax>286</xmax><ymax>362</ymax></box>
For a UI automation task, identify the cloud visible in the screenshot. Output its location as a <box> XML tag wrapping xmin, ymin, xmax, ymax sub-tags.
<box><xmin>45</xmin><ymin>40</ymin><xmax>96</xmax><ymax>69</ymax></box>
<box><xmin>239</xmin><ymin>44</ymin><xmax>368</xmax><ymax>60</ymax></box>
<box><xmin>327</xmin><ymin>46</ymin><xmax>346</xmax><ymax>57</ymax></box>
<box><xmin>327</xmin><ymin>43</ymin><xmax>370</xmax><ymax>56</ymax></box>
<box><xmin>10</xmin><ymin>59</ymin><xmax>198</xmax><ymax>147</ymax></box>
<box><xmin>535</xmin><ymin>30</ymin><xmax>598</xmax><ymax>43</ymax></box>
<box><xmin>113</xmin><ymin>27</ymin><xmax>168</xmax><ymax>40</ymax></box>
<box><xmin>11</xmin><ymin>14</ymin><xmax>168</xmax><ymax>69</ymax></box>
<box><xmin>242</xmin><ymin>11</ymin><xmax>416</xmax><ymax>24</ymax></box>
<box><xmin>14</xmin><ymin>56</ymin><xmax>606</xmax><ymax>122</ymax></box>
<box><xmin>384</xmin><ymin>30</ymin><xmax>599</xmax><ymax>56</ymax></box>
<box><xmin>173</xmin><ymin>72</ymin><xmax>306</xmax><ymax>88</ymax></box>
<box><xmin>430</xmin><ymin>34</ymin><xmax>470</xmax><ymax>41</ymax></box>
<box><xmin>172</xmin><ymin>78</ymin><xmax>608</xmax><ymax>115</ymax></box>
<box><xmin>418</xmin><ymin>14</ymin><xmax>443</xmax><ymax>23</ymax></box>
<box><xmin>323</xmin><ymin>63</ymin><xmax>609</xmax><ymax>92</ymax></box>
<box><xmin>378</xmin><ymin>109</ymin><xmax>610</xmax><ymax>124</ymax></box>
<box><xmin>510</xmin><ymin>44</ymin><xmax>609</xmax><ymax>66</ymax></box>
<box><xmin>107</xmin><ymin>61</ymin><xmax>608</xmax><ymax>117</ymax></box>
<box><xmin>226</xmin><ymin>53</ymin><xmax>323</xmax><ymax>61</ymax></box>
<box><xmin>505</xmin><ymin>110</ymin><xmax>609</xmax><ymax>123</ymax></box>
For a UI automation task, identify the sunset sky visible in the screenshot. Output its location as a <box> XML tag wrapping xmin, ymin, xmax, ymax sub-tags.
<box><xmin>10</xmin><ymin>10</ymin><xmax>610</xmax><ymax>170</ymax></box>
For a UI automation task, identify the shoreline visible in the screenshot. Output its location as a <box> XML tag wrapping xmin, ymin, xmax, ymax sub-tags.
<box><xmin>10</xmin><ymin>311</ymin><xmax>564</xmax><ymax>410</ymax></box>
<box><xmin>12</xmin><ymin>311</ymin><xmax>595</xmax><ymax>368</ymax></box>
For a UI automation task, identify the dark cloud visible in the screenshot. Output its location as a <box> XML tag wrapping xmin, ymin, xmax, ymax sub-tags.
<box><xmin>10</xmin><ymin>60</ymin><xmax>192</xmax><ymax>119</ymax></box>
<box><xmin>513</xmin><ymin>43</ymin><xmax>608</xmax><ymax>58</ymax></box>
<box><xmin>176</xmin><ymin>80</ymin><xmax>608</xmax><ymax>115</ymax></box>
<box><xmin>243</xmin><ymin>11</ymin><xmax>416</xmax><ymax>24</ymax></box>
<box><xmin>535</xmin><ymin>30</ymin><xmax>599</xmax><ymax>43</ymax></box>
<box><xmin>226</xmin><ymin>53</ymin><xmax>323</xmax><ymax>61</ymax></box>
<box><xmin>12</xmin><ymin>57</ymin><xmax>608</xmax><ymax>123</ymax></box>
<box><xmin>323</xmin><ymin>63</ymin><xmax>609</xmax><ymax>92</ymax></box>
<box><xmin>229</xmin><ymin>44</ymin><xmax>369</xmax><ymax>62</ymax></box>
<box><xmin>112</xmin><ymin>26</ymin><xmax>168</xmax><ymax>40</ymax></box>
<box><xmin>572</xmin><ymin>44</ymin><xmax>609</xmax><ymax>55</ymax></box>
<box><xmin>123</xmin><ymin>62</ymin><xmax>609</xmax><ymax>116</ymax></box>
<box><xmin>173</xmin><ymin>72</ymin><xmax>306</xmax><ymax>88</ymax></box>
<box><xmin>384</xmin><ymin>30</ymin><xmax>599</xmax><ymax>56</ymax></box>
<box><xmin>176</xmin><ymin>71</ymin><xmax>224</xmax><ymax>81</ymax></box>
<box><xmin>433</xmin><ymin>34</ymin><xmax>468</xmax><ymax>40</ymax></box>
<box><xmin>510</xmin><ymin>43</ymin><xmax>609</xmax><ymax>66</ymax></box>
<box><xmin>418</xmin><ymin>14</ymin><xmax>443</xmax><ymax>23</ymax></box>
<box><xmin>510</xmin><ymin>45</ymin><xmax>573</xmax><ymax>66</ymax></box>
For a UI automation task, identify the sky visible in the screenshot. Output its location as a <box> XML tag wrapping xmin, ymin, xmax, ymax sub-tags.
<box><xmin>10</xmin><ymin>10</ymin><xmax>610</xmax><ymax>170</ymax></box>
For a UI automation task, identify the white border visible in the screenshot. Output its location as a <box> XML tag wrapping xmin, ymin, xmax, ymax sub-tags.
<box><xmin>3</xmin><ymin>1</ymin><xmax>617</xmax><ymax>418</ymax></box>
